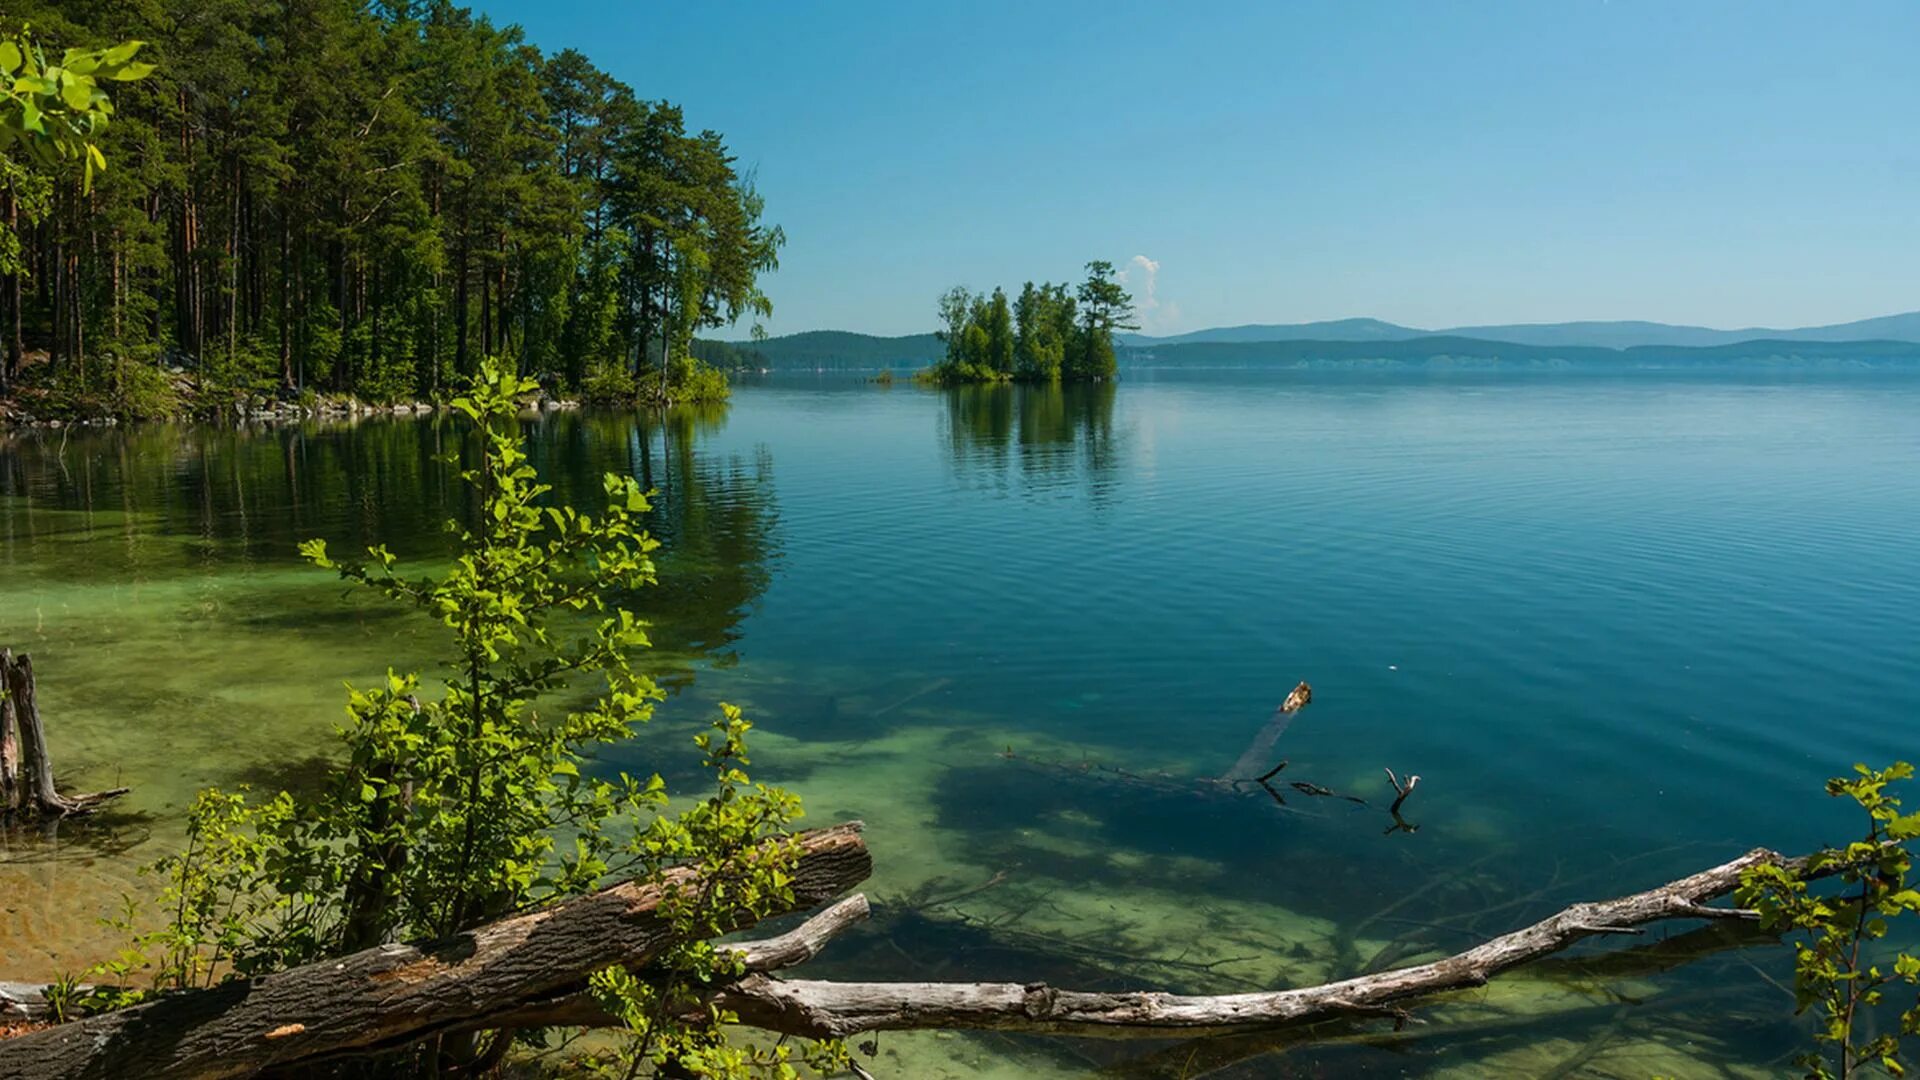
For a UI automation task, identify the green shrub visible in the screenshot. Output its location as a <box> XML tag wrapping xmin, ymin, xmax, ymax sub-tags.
<box><xmin>1738</xmin><ymin>762</ymin><xmax>1920</xmax><ymax>1079</ymax></box>
<box><xmin>86</xmin><ymin>357</ymin><xmax>830</xmax><ymax>1076</ymax></box>
<box><xmin>581</xmin><ymin>361</ymin><xmax>638</xmax><ymax>405</ymax></box>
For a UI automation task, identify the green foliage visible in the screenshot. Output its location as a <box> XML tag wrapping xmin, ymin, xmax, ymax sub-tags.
<box><xmin>581</xmin><ymin>360</ymin><xmax>640</xmax><ymax>405</ymax></box>
<box><xmin>86</xmin><ymin>356</ymin><xmax>827</xmax><ymax>1076</ymax></box>
<box><xmin>20</xmin><ymin>345</ymin><xmax>181</xmax><ymax>420</ymax></box>
<box><xmin>930</xmin><ymin>265</ymin><xmax>1127</xmax><ymax>385</ymax></box>
<box><xmin>1738</xmin><ymin>762</ymin><xmax>1920</xmax><ymax>1079</ymax></box>
<box><xmin>1</xmin><ymin>2</ymin><xmax>777</xmax><ymax>406</ymax></box>
<box><xmin>577</xmin><ymin>704</ymin><xmax>850</xmax><ymax>1079</ymax></box>
<box><xmin>640</xmin><ymin>354</ymin><xmax>732</xmax><ymax>406</ymax></box>
<box><xmin>1069</xmin><ymin>260</ymin><xmax>1135</xmax><ymax>381</ymax></box>
<box><xmin>1014</xmin><ymin>281</ymin><xmax>1075</xmax><ymax>381</ymax></box>
<box><xmin>0</xmin><ymin>27</ymin><xmax>150</xmax><ymax>189</ymax></box>
<box><xmin>0</xmin><ymin>155</ymin><xmax>50</xmax><ymax>279</ymax></box>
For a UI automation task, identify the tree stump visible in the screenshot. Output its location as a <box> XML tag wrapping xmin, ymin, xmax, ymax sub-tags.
<box><xmin>0</xmin><ymin>649</ymin><xmax>127</xmax><ymax>820</ymax></box>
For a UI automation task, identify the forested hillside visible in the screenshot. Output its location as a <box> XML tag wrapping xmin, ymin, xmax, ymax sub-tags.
<box><xmin>1122</xmin><ymin>336</ymin><xmax>1920</xmax><ymax>370</ymax></box>
<box><xmin>699</xmin><ymin>330</ymin><xmax>944</xmax><ymax>371</ymax></box>
<box><xmin>0</xmin><ymin>1</ymin><xmax>780</xmax><ymax>409</ymax></box>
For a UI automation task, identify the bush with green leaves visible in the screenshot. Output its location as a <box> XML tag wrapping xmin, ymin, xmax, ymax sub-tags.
<box><xmin>84</xmin><ymin>356</ymin><xmax>830</xmax><ymax>1077</ymax></box>
<box><xmin>0</xmin><ymin>28</ymin><xmax>152</xmax><ymax>190</ymax></box>
<box><xmin>1738</xmin><ymin>762</ymin><xmax>1920</xmax><ymax>1080</ymax></box>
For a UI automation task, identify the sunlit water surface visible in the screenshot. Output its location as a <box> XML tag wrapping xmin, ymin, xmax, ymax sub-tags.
<box><xmin>3</xmin><ymin>370</ymin><xmax>1917</xmax><ymax>1077</ymax></box>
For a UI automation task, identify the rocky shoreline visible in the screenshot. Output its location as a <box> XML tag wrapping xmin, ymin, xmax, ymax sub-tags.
<box><xmin>0</xmin><ymin>374</ymin><xmax>582</xmax><ymax>430</ymax></box>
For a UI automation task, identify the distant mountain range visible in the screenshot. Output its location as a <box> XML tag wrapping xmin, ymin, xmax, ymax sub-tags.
<box><xmin>705</xmin><ymin>330</ymin><xmax>945</xmax><ymax>370</ymax></box>
<box><xmin>713</xmin><ymin>311</ymin><xmax>1920</xmax><ymax>371</ymax></box>
<box><xmin>1117</xmin><ymin>311</ymin><xmax>1920</xmax><ymax>349</ymax></box>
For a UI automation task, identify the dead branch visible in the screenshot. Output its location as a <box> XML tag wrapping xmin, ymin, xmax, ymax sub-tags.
<box><xmin>2</xmin><ymin>650</ymin><xmax>128</xmax><ymax>820</ymax></box>
<box><xmin>700</xmin><ymin>845</ymin><xmax>1808</xmax><ymax>1040</ymax></box>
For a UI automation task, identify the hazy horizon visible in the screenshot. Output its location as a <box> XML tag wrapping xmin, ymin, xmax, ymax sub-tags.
<box><xmin>475</xmin><ymin>0</ymin><xmax>1920</xmax><ymax>339</ymax></box>
<box><xmin>720</xmin><ymin>307</ymin><xmax>1920</xmax><ymax>343</ymax></box>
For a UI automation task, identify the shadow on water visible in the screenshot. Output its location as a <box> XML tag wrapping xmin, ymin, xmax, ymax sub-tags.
<box><xmin>0</xmin><ymin>407</ymin><xmax>779</xmax><ymax>673</ymax></box>
<box><xmin>0</xmin><ymin>406</ymin><xmax>785</xmax><ymax>871</ymax></box>
<box><xmin>941</xmin><ymin>381</ymin><xmax>1123</xmax><ymax>501</ymax></box>
<box><xmin>0</xmin><ymin>807</ymin><xmax>159</xmax><ymax>865</ymax></box>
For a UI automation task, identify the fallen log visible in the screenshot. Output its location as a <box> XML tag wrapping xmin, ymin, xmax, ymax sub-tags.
<box><xmin>1220</xmin><ymin>681</ymin><xmax>1311</xmax><ymax>782</ymax></box>
<box><xmin>1</xmin><ymin>649</ymin><xmax>128</xmax><ymax>819</ymax></box>
<box><xmin>401</xmin><ymin>843</ymin><xmax>1817</xmax><ymax>1045</ymax></box>
<box><xmin>0</xmin><ymin>822</ymin><xmax>870</xmax><ymax>1079</ymax></box>
<box><xmin>0</xmin><ymin>840</ymin><xmax>1859</xmax><ymax>1076</ymax></box>
<box><xmin>704</xmin><ymin>844</ymin><xmax>1794</xmax><ymax>1040</ymax></box>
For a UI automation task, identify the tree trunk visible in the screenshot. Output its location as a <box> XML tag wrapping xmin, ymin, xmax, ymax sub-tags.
<box><xmin>3</xmin><ymin>192</ymin><xmax>17</xmax><ymax>386</ymax></box>
<box><xmin>0</xmin><ymin>650</ymin><xmax>129</xmax><ymax>819</ymax></box>
<box><xmin>0</xmin><ymin>824</ymin><xmax>870</xmax><ymax>1079</ymax></box>
<box><xmin>0</xmin><ymin>650</ymin><xmax>18</xmax><ymax>812</ymax></box>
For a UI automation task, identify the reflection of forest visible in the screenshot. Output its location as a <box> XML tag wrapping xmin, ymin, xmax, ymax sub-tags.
<box><xmin>940</xmin><ymin>381</ymin><xmax>1120</xmax><ymax>497</ymax></box>
<box><xmin>0</xmin><ymin>408</ymin><xmax>778</xmax><ymax>677</ymax></box>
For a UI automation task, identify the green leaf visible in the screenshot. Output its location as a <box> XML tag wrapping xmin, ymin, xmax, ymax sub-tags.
<box><xmin>106</xmin><ymin>62</ymin><xmax>153</xmax><ymax>82</ymax></box>
<box><xmin>61</xmin><ymin>74</ymin><xmax>93</xmax><ymax>111</ymax></box>
<box><xmin>101</xmin><ymin>41</ymin><xmax>144</xmax><ymax>67</ymax></box>
<box><xmin>0</xmin><ymin>42</ymin><xmax>21</xmax><ymax>75</ymax></box>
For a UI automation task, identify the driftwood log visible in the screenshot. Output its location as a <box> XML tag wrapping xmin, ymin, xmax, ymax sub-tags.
<box><xmin>0</xmin><ymin>823</ymin><xmax>871</xmax><ymax>1080</ymax></box>
<box><xmin>571</xmin><ymin>845</ymin><xmax>1802</xmax><ymax>1040</ymax></box>
<box><xmin>0</xmin><ymin>649</ymin><xmax>127</xmax><ymax>819</ymax></box>
<box><xmin>1</xmin><ymin>838</ymin><xmax>1828</xmax><ymax>1079</ymax></box>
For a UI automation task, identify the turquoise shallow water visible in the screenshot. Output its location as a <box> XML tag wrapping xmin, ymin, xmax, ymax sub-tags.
<box><xmin>2</xmin><ymin>371</ymin><xmax>1917</xmax><ymax>1077</ymax></box>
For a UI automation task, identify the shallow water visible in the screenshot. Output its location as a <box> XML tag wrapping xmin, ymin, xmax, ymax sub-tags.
<box><xmin>3</xmin><ymin>371</ymin><xmax>1918</xmax><ymax>1077</ymax></box>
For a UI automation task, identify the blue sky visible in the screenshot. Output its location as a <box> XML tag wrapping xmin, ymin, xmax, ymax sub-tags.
<box><xmin>475</xmin><ymin>1</ymin><xmax>1920</xmax><ymax>338</ymax></box>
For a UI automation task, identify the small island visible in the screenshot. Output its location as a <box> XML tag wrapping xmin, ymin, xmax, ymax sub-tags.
<box><xmin>923</xmin><ymin>260</ymin><xmax>1136</xmax><ymax>384</ymax></box>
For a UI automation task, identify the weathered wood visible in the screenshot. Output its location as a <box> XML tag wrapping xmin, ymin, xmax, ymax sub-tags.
<box><xmin>701</xmin><ymin>846</ymin><xmax>1796</xmax><ymax>1040</ymax></box>
<box><xmin>0</xmin><ymin>649</ymin><xmax>18</xmax><ymax>813</ymax></box>
<box><xmin>0</xmin><ymin>822</ymin><xmax>871</xmax><ymax>1079</ymax></box>
<box><xmin>0</xmin><ymin>650</ymin><xmax>128</xmax><ymax>819</ymax></box>
<box><xmin>0</xmin><ymin>983</ymin><xmax>48</xmax><ymax>1022</ymax></box>
<box><xmin>1221</xmin><ymin>681</ymin><xmax>1311</xmax><ymax>782</ymax></box>
<box><xmin>0</xmin><ymin>895</ymin><xmax>876</xmax><ymax>1030</ymax></box>
<box><xmin>481</xmin><ymin>893</ymin><xmax>876</xmax><ymax>1033</ymax></box>
<box><xmin>318</xmin><ymin>845</ymin><xmax>1825</xmax><ymax>1047</ymax></box>
<box><xmin>3</xmin><ymin>651</ymin><xmax>62</xmax><ymax>813</ymax></box>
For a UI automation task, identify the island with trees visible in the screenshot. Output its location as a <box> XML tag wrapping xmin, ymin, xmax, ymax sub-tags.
<box><xmin>924</xmin><ymin>259</ymin><xmax>1136</xmax><ymax>384</ymax></box>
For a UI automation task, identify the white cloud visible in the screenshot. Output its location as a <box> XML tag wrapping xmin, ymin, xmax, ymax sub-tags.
<box><xmin>1119</xmin><ymin>254</ymin><xmax>1180</xmax><ymax>334</ymax></box>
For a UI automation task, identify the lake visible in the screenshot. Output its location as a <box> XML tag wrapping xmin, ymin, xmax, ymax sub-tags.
<box><xmin>3</xmin><ymin>370</ymin><xmax>1917</xmax><ymax>1077</ymax></box>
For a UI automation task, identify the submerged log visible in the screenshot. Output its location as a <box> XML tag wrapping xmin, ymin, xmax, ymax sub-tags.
<box><xmin>1221</xmin><ymin>680</ymin><xmax>1311</xmax><ymax>783</ymax></box>
<box><xmin>0</xmin><ymin>650</ymin><xmax>128</xmax><ymax>820</ymax></box>
<box><xmin>0</xmin><ymin>823</ymin><xmax>871</xmax><ymax>1079</ymax></box>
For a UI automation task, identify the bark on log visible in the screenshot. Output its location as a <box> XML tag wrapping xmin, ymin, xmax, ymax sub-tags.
<box><xmin>0</xmin><ymin>822</ymin><xmax>870</xmax><ymax>1080</ymax></box>
<box><xmin>0</xmin><ymin>650</ymin><xmax>18</xmax><ymax>813</ymax></box>
<box><xmin>482</xmin><ymin>893</ymin><xmax>876</xmax><ymax>1033</ymax></box>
